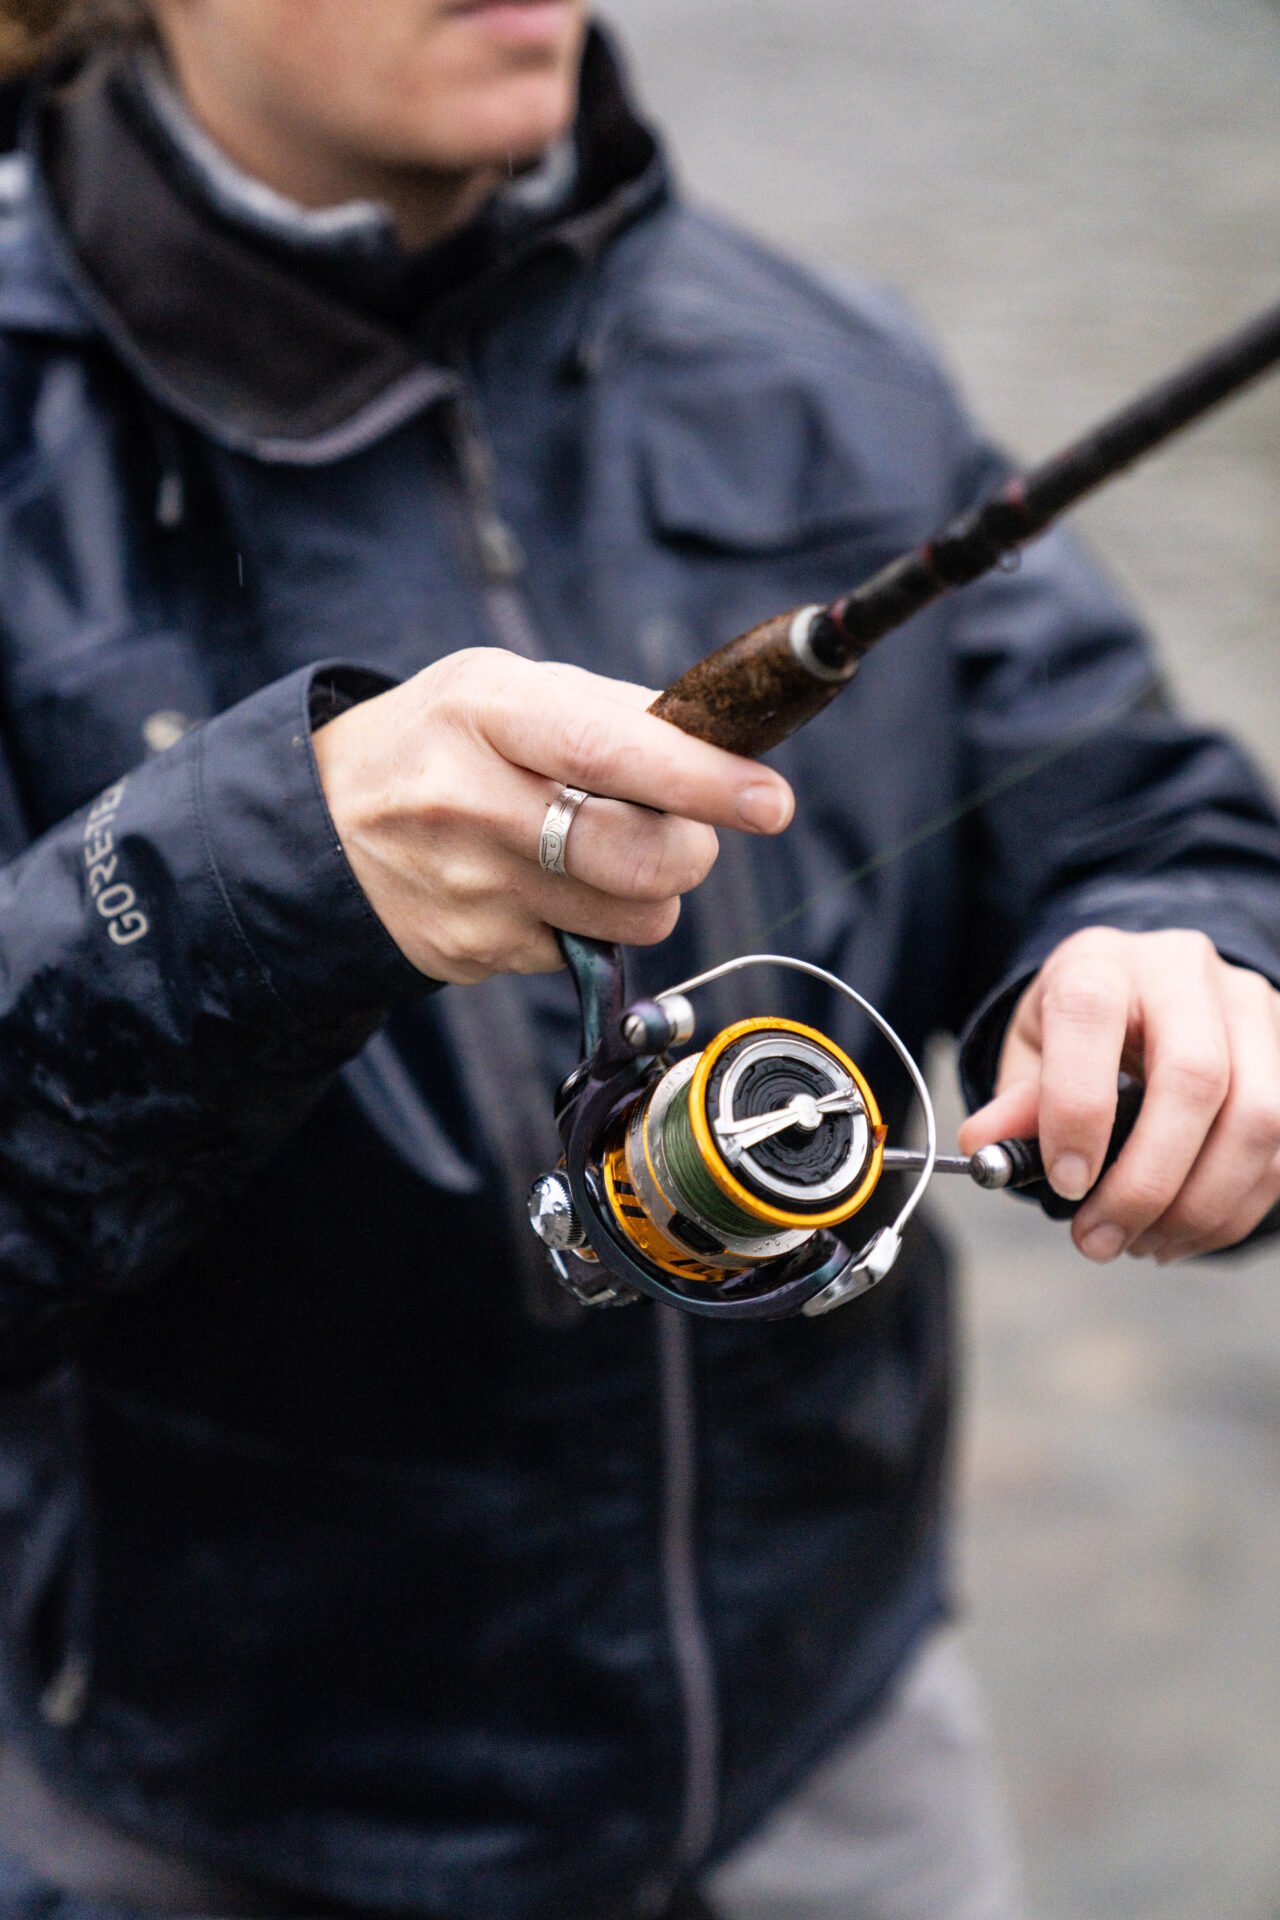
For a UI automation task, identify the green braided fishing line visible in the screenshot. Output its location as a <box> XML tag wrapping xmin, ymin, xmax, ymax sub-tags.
<box><xmin>662</xmin><ymin>1079</ymin><xmax>765</xmax><ymax>1240</ymax></box>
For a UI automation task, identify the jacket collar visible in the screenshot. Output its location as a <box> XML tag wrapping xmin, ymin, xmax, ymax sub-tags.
<box><xmin>14</xmin><ymin>26</ymin><xmax>665</xmax><ymax>465</ymax></box>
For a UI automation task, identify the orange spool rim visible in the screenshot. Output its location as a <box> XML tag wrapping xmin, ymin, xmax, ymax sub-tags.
<box><xmin>687</xmin><ymin>1016</ymin><xmax>885</xmax><ymax>1230</ymax></box>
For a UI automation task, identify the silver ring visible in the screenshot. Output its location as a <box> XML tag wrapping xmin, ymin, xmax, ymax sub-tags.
<box><xmin>539</xmin><ymin>786</ymin><xmax>590</xmax><ymax>876</ymax></box>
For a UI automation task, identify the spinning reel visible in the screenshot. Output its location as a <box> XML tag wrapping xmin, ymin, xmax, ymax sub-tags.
<box><xmin>528</xmin><ymin>935</ymin><xmax>1135</xmax><ymax>1321</ymax></box>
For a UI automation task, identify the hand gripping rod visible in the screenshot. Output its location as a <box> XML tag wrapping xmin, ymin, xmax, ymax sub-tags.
<box><xmin>650</xmin><ymin>296</ymin><xmax>1280</xmax><ymax>757</ymax></box>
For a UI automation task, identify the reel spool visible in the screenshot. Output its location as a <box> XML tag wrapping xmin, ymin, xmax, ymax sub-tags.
<box><xmin>601</xmin><ymin>1018</ymin><xmax>887</xmax><ymax>1285</ymax></box>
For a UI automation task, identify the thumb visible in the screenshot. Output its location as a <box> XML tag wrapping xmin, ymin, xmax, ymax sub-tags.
<box><xmin>957</xmin><ymin>1077</ymin><xmax>1040</xmax><ymax>1155</ymax></box>
<box><xmin>956</xmin><ymin>1005</ymin><xmax>1045</xmax><ymax>1154</ymax></box>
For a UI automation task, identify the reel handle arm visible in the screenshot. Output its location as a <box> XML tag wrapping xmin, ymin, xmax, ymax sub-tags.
<box><xmin>885</xmin><ymin>1076</ymin><xmax>1146</xmax><ymax>1219</ymax></box>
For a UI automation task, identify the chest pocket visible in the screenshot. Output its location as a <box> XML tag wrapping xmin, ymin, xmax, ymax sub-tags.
<box><xmin>630</xmin><ymin>364</ymin><xmax>938</xmax><ymax>694</ymax></box>
<box><xmin>640</xmin><ymin>379</ymin><xmax>872</xmax><ymax>556</ymax></box>
<box><xmin>6</xmin><ymin>630</ymin><xmax>215</xmax><ymax>827</ymax></box>
<box><xmin>636</xmin><ymin>353</ymin><xmax>937</xmax><ymax>549</ymax></box>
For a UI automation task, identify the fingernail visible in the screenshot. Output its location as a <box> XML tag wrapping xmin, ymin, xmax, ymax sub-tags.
<box><xmin>1080</xmin><ymin>1223</ymin><xmax>1126</xmax><ymax>1263</ymax></box>
<box><xmin>737</xmin><ymin>784</ymin><xmax>788</xmax><ymax>833</ymax></box>
<box><xmin>1049</xmin><ymin>1153</ymin><xmax>1091</xmax><ymax>1201</ymax></box>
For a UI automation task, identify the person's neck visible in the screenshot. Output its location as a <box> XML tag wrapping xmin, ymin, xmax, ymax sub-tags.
<box><xmin>159</xmin><ymin>52</ymin><xmax>500</xmax><ymax>252</ymax></box>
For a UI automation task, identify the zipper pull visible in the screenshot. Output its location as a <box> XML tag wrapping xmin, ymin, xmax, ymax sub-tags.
<box><xmin>475</xmin><ymin>514</ymin><xmax>526</xmax><ymax>582</ymax></box>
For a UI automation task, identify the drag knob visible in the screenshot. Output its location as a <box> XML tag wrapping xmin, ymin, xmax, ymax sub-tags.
<box><xmin>528</xmin><ymin>1172</ymin><xmax>587</xmax><ymax>1251</ymax></box>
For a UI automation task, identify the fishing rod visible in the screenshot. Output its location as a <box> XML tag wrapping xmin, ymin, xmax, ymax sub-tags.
<box><xmin>530</xmin><ymin>295</ymin><xmax>1280</xmax><ymax>1320</ymax></box>
<box><xmin>650</xmin><ymin>294</ymin><xmax>1280</xmax><ymax>755</ymax></box>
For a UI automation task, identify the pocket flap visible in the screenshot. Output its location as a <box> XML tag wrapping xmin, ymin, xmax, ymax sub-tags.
<box><xmin>637</xmin><ymin>354</ymin><xmax>938</xmax><ymax>558</ymax></box>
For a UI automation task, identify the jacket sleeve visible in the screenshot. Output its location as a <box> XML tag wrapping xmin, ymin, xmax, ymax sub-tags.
<box><xmin>0</xmin><ymin>661</ymin><xmax>424</xmax><ymax>1381</ymax></box>
<box><xmin>947</xmin><ymin>435</ymin><xmax>1280</xmax><ymax>1109</ymax></box>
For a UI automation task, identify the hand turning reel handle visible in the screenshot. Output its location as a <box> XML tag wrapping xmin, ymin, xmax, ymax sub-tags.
<box><xmin>525</xmin><ymin>304</ymin><xmax>1280</xmax><ymax>1318</ymax></box>
<box><xmin>528</xmin><ymin>936</ymin><xmax>1145</xmax><ymax>1321</ymax></box>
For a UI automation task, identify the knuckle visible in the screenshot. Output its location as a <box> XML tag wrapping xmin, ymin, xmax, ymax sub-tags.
<box><xmin>662</xmin><ymin>822</ymin><xmax>718</xmax><ymax>896</ymax></box>
<box><xmin>1109</xmin><ymin>1171</ymin><xmax>1178</xmax><ymax>1226</ymax></box>
<box><xmin>611</xmin><ymin>821</ymin><xmax>716</xmax><ymax>904</ymax></box>
<box><xmin>556</xmin><ymin>709</ymin><xmax>623</xmax><ymax>789</ymax></box>
<box><xmin>443</xmin><ymin>926</ymin><xmax>501</xmax><ymax>977</ymax></box>
<box><xmin>1169</xmin><ymin>928</ymin><xmax>1219</xmax><ymax>970</ymax></box>
<box><xmin>1229</xmin><ymin>1088</ymin><xmax>1280</xmax><ymax>1153</ymax></box>
<box><xmin>678</xmin><ymin>823</ymin><xmax>719</xmax><ymax>890</ymax></box>
<box><xmin>414</xmin><ymin>651</ymin><xmax>517</xmax><ymax>753</ymax></box>
<box><xmin>1161</xmin><ymin>1047</ymin><xmax>1230</xmax><ymax>1109</ymax></box>
<box><xmin>421</xmin><ymin>646</ymin><xmax>491</xmax><ymax>710</ymax></box>
<box><xmin>1163</xmin><ymin>1194</ymin><xmax>1225</xmax><ymax>1245</ymax></box>
<box><xmin>1039</xmin><ymin>966</ymin><xmax>1125</xmax><ymax>1030</ymax></box>
<box><xmin>1047</xmin><ymin>1092</ymin><xmax>1117</xmax><ymax>1145</ymax></box>
<box><xmin>438</xmin><ymin>904</ymin><xmax>526</xmax><ymax>979</ymax></box>
<box><xmin>435</xmin><ymin>850</ymin><xmax>495</xmax><ymax>906</ymax></box>
<box><xmin>1053</xmin><ymin>926</ymin><xmax>1125</xmax><ymax>971</ymax></box>
<box><xmin>438</xmin><ymin>646</ymin><xmax>488</xmax><ymax>682</ymax></box>
<box><xmin>1060</xmin><ymin>924</ymin><xmax>1120</xmax><ymax>953</ymax></box>
<box><xmin>510</xmin><ymin>933</ymin><xmax>562</xmax><ymax>976</ymax></box>
<box><xmin>628</xmin><ymin>897</ymin><xmax>681</xmax><ymax>947</ymax></box>
<box><xmin>435</xmin><ymin>955</ymin><xmax>486</xmax><ymax>985</ymax></box>
<box><xmin>615</xmin><ymin>830</ymin><xmax>678</xmax><ymax>904</ymax></box>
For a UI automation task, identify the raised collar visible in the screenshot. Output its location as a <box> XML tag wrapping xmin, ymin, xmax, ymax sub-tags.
<box><xmin>23</xmin><ymin>26</ymin><xmax>665</xmax><ymax>465</ymax></box>
<box><xmin>133</xmin><ymin>47</ymin><xmax>582</xmax><ymax>278</ymax></box>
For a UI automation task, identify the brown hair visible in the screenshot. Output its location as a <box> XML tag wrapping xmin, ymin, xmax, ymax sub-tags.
<box><xmin>0</xmin><ymin>0</ymin><xmax>148</xmax><ymax>76</ymax></box>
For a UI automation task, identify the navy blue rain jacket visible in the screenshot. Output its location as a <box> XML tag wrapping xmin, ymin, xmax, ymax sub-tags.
<box><xmin>0</xmin><ymin>31</ymin><xmax>1275</xmax><ymax>1920</ymax></box>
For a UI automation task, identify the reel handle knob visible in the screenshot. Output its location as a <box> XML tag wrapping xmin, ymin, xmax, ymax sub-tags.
<box><xmin>975</xmin><ymin>1075</ymin><xmax>1145</xmax><ymax>1219</ymax></box>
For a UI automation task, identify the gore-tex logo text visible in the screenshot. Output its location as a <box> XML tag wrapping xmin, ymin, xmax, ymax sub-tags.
<box><xmin>83</xmin><ymin>782</ymin><xmax>149</xmax><ymax>947</ymax></box>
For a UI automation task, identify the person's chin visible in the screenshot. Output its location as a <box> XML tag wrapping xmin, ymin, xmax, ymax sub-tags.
<box><xmin>422</xmin><ymin>70</ymin><xmax>580</xmax><ymax>169</ymax></box>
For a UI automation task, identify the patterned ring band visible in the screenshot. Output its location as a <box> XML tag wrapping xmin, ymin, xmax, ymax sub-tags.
<box><xmin>538</xmin><ymin>786</ymin><xmax>591</xmax><ymax>876</ymax></box>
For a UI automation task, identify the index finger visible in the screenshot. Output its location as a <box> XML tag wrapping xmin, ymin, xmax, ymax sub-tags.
<box><xmin>485</xmin><ymin>660</ymin><xmax>795</xmax><ymax>835</ymax></box>
<box><xmin>1033</xmin><ymin>953</ymin><xmax>1130</xmax><ymax>1198</ymax></box>
<box><xmin>539</xmin><ymin>663</ymin><xmax>659</xmax><ymax>710</ymax></box>
<box><xmin>1072</xmin><ymin>967</ymin><xmax>1230</xmax><ymax>1255</ymax></box>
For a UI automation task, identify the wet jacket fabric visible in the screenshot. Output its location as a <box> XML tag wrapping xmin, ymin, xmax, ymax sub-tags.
<box><xmin>0</xmin><ymin>32</ymin><xmax>1276</xmax><ymax>1920</ymax></box>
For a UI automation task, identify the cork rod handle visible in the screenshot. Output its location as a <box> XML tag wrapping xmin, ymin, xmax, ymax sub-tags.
<box><xmin>647</xmin><ymin>609</ymin><xmax>848</xmax><ymax>758</ymax></box>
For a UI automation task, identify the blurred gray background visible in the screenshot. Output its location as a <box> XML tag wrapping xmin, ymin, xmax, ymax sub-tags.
<box><xmin>613</xmin><ymin>1</ymin><xmax>1280</xmax><ymax>1914</ymax></box>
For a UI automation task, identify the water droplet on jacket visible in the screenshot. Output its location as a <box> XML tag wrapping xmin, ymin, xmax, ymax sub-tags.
<box><xmin>39</xmin><ymin>1652</ymin><xmax>88</xmax><ymax>1728</ymax></box>
<box><xmin>142</xmin><ymin>710</ymin><xmax>190</xmax><ymax>755</ymax></box>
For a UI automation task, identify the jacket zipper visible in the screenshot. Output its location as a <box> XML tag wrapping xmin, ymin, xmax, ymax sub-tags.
<box><xmin>433</xmin><ymin>380</ymin><xmax>584</xmax><ymax>1325</ymax></box>
<box><xmin>656</xmin><ymin>1305</ymin><xmax>721</xmax><ymax>1877</ymax></box>
<box><xmin>440</xmin><ymin>381</ymin><xmax>542</xmax><ymax>659</ymax></box>
<box><xmin>444</xmin><ymin>375</ymin><xmax>724</xmax><ymax>1878</ymax></box>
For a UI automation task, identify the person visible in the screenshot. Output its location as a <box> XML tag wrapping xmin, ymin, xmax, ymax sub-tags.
<box><xmin>0</xmin><ymin>3</ymin><xmax>1274</xmax><ymax>1918</ymax></box>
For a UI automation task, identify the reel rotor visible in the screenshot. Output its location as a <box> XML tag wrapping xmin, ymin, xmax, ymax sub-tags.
<box><xmin>530</xmin><ymin>940</ymin><xmax>935</xmax><ymax>1320</ymax></box>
